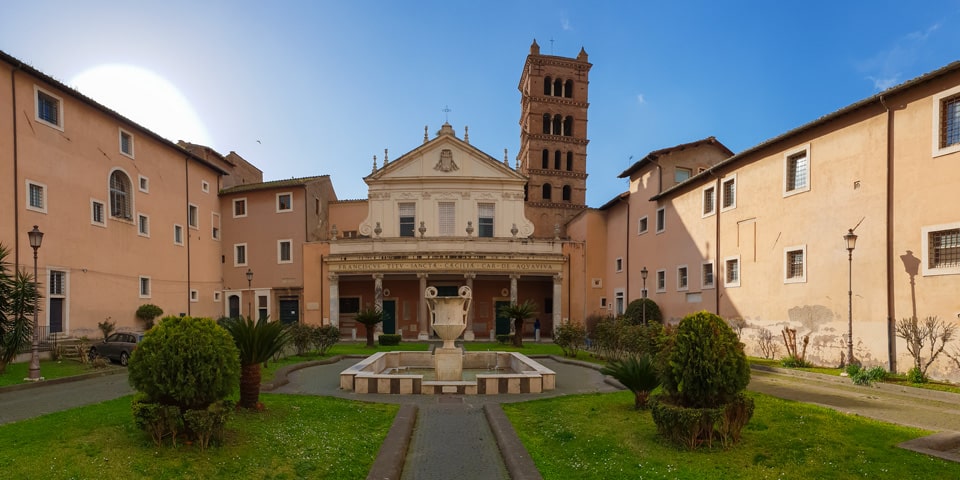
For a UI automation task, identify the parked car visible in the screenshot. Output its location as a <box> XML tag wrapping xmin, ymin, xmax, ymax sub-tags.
<box><xmin>88</xmin><ymin>332</ymin><xmax>143</xmax><ymax>366</ymax></box>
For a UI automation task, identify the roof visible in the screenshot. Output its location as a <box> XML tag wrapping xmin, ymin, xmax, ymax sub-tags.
<box><xmin>219</xmin><ymin>175</ymin><xmax>330</xmax><ymax>194</ymax></box>
<box><xmin>0</xmin><ymin>50</ymin><xmax>229</xmax><ymax>176</ymax></box>
<box><xmin>597</xmin><ymin>191</ymin><xmax>629</xmax><ymax>211</ymax></box>
<box><xmin>650</xmin><ymin>59</ymin><xmax>960</xmax><ymax>201</ymax></box>
<box><xmin>617</xmin><ymin>136</ymin><xmax>733</xmax><ymax>179</ymax></box>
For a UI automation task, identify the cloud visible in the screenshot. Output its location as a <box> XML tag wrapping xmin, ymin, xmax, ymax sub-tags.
<box><xmin>859</xmin><ymin>22</ymin><xmax>941</xmax><ymax>91</ymax></box>
<box><xmin>561</xmin><ymin>17</ymin><xmax>572</xmax><ymax>31</ymax></box>
<box><xmin>868</xmin><ymin>75</ymin><xmax>900</xmax><ymax>91</ymax></box>
<box><xmin>636</xmin><ymin>94</ymin><xmax>646</xmax><ymax>105</ymax></box>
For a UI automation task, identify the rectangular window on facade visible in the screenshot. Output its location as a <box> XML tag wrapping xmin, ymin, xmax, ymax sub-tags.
<box><xmin>234</xmin><ymin>244</ymin><xmax>247</xmax><ymax>266</ymax></box>
<box><xmin>656</xmin><ymin>207</ymin><xmax>665</xmax><ymax>233</ymax></box>
<box><xmin>438</xmin><ymin>202</ymin><xmax>456</xmax><ymax>236</ymax></box>
<box><xmin>119</xmin><ymin>129</ymin><xmax>134</xmax><ymax>158</ymax></box>
<box><xmin>138</xmin><ymin>175</ymin><xmax>149</xmax><ymax>193</ymax></box>
<box><xmin>677</xmin><ymin>265</ymin><xmax>688</xmax><ymax>290</ymax></box>
<box><xmin>233</xmin><ymin>198</ymin><xmax>247</xmax><ymax>218</ymax></box>
<box><xmin>214</xmin><ymin>291</ymin><xmax>222</xmax><ymax>302</ymax></box>
<box><xmin>277</xmin><ymin>192</ymin><xmax>293</xmax><ymax>212</ymax></box>
<box><xmin>721</xmin><ymin>175</ymin><xmax>737</xmax><ymax>210</ymax></box>
<box><xmin>138</xmin><ymin>214</ymin><xmax>149</xmax><ymax>237</ymax></box>
<box><xmin>278</xmin><ymin>239</ymin><xmax>292</xmax><ymax>263</ymax></box>
<box><xmin>702</xmin><ymin>185</ymin><xmax>716</xmax><ymax>216</ymax></box>
<box><xmin>784</xmin><ymin>147</ymin><xmax>810</xmax><ymax>195</ymax></box>
<box><xmin>188</xmin><ymin>204</ymin><xmax>199</xmax><ymax>229</ymax></box>
<box><xmin>638</xmin><ymin>216</ymin><xmax>648</xmax><ymax>234</ymax></box>
<box><xmin>615</xmin><ymin>257</ymin><xmax>623</xmax><ymax>272</ymax></box>
<box><xmin>49</xmin><ymin>270</ymin><xmax>65</xmax><ymax>296</ymax></box>
<box><xmin>600</xmin><ymin>297</ymin><xmax>607</xmax><ymax>308</ymax></box>
<box><xmin>201</xmin><ymin>180</ymin><xmax>210</xmax><ymax>193</ymax></box>
<box><xmin>938</xmin><ymin>92</ymin><xmax>960</xmax><ymax>150</ymax></box>
<box><xmin>784</xmin><ymin>246</ymin><xmax>806</xmax><ymax>283</ymax></box>
<box><xmin>211</xmin><ymin>213</ymin><xmax>221</xmax><ymax>240</ymax></box>
<box><xmin>675</xmin><ymin>167</ymin><xmax>691</xmax><ymax>183</ymax></box>
<box><xmin>478</xmin><ymin>203</ymin><xmax>495</xmax><ymax>237</ymax></box>
<box><xmin>174</xmin><ymin>224</ymin><xmax>183</xmax><ymax>245</ymax></box>
<box><xmin>928</xmin><ymin>227</ymin><xmax>960</xmax><ymax>270</ymax></box>
<box><xmin>656</xmin><ymin>269</ymin><xmax>666</xmax><ymax>292</ymax></box>
<box><xmin>725</xmin><ymin>256</ymin><xmax>740</xmax><ymax>287</ymax></box>
<box><xmin>91</xmin><ymin>200</ymin><xmax>105</xmax><ymax>226</ymax></box>
<box><xmin>190</xmin><ymin>289</ymin><xmax>199</xmax><ymax>302</ymax></box>
<box><xmin>339</xmin><ymin>297</ymin><xmax>361</xmax><ymax>315</ymax></box>
<box><xmin>399</xmin><ymin>202</ymin><xmax>415</xmax><ymax>237</ymax></box>
<box><xmin>26</xmin><ymin>181</ymin><xmax>46</xmax><ymax>213</ymax></box>
<box><xmin>615</xmin><ymin>291</ymin><xmax>625</xmax><ymax>315</ymax></box>
<box><xmin>139</xmin><ymin>276</ymin><xmax>151</xmax><ymax>298</ymax></box>
<box><xmin>35</xmin><ymin>86</ymin><xmax>62</xmax><ymax>129</ymax></box>
<box><xmin>702</xmin><ymin>262</ymin><xmax>715</xmax><ymax>289</ymax></box>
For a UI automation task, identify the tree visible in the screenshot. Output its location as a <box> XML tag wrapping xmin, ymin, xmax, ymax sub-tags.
<box><xmin>601</xmin><ymin>354</ymin><xmax>660</xmax><ymax>409</ymax></box>
<box><xmin>0</xmin><ymin>245</ymin><xmax>40</xmax><ymax>374</ymax></box>
<box><xmin>136</xmin><ymin>304</ymin><xmax>163</xmax><ymax>329</ymax></box>
<box><xmin>895</xmin><ymin>316</ymin><xmax>955</xmax><ymax>383</ymax></box>
<box><xmin>623</xmin><ymin>298</ymin><xmax>662</xmax><ymax>325</ymax></box>
<box><xmin>354</xmin><ymin>306</ymin><xmax>383</xmax><ymax>348</ymax></box>
<box><xmin>222</xmin><ymin>316</ymin><xmax>291</xmax><ymax>409</ymax></box>
<box><xmin>498</xmin><ymin>300</ymin><xmax>538</xmax><ymax>347</ymax></box>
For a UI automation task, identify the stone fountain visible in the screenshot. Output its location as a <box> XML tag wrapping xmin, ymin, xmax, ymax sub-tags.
<box><xmin>425</xmin><ymin>285</ymin><xmax>471</xmax><ymax>381</ymax></box>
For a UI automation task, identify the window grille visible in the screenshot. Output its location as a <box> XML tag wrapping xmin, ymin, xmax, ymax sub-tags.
<box><xmin>929</xmin><ymin>228</ymin><xmax>960</xmax><ymax>268</ymax></box>
<box><xmin>703</xmin><ymin>264</ymin><xmax>714</xmax><ymax>287</ymax></box>
<box><xmin>109</xmin><ymin>171</ymin><xmax>132</xmax><ymax>219</ymax></box>
<box><xmin>726</xmin><ymin>259</ymin><xmax>739</xmax><ymax>283</ymax></box>
<box><xmin>478</xmin><ymin>203</ymin><xmax>494</xmax><ymax>237</ymax></box>
<box><xmin>37</xmin><ymin>91</ymin><xmax>59</xmax><ymax>125</ymax></box>
<box><xmin>703</xmin><ymin>187</ymin><xmax>715</xmax><ymax>214</ymax></box>
<box><xmin>49</xmin><ymin>271</ymin><xmax>65</xmax><ymax>296</ymax></box>
<box><xmin>786</xmin><ymin>152</ymin><xmax>808</xmax><ymax>191</ymax></box>
<box><xmin>399</xmin><ymin>203</ymin><xmax>415</xmax><ymax>237</ymax></box>
<box><xmin>942</xmin><ymin>95</ymin><xmax>960</xmax><ymax>148</ymax></box>
<box><xmin>678</xmin><ymin>267</ymin><xmax>688</xmax><ymax>289</ymax></box>
<box><xmin>29</xmin><ymin>184</ymin><xmax>44</xmax><ymax>209</ymax></box>
<box><xmin>786</xmin><ymin>250</ymin><xmax>804</xmax><ymax>279</ymax></box>
<box><xmin>722</xmin><ymin>178</ymin><xmax>736</xmax><ymax>208</ymax></box>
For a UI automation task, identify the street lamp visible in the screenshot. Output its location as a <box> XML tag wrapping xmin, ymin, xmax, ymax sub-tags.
<box><xmin>246</xmin><ymin>268</ymin><xmax>253</xmax><ymax>320</ymax></box>
<box><xmin>27</xmin><ymin>225</ymin><xmax>44</xmax><ymax>381</ymax></box>
<box><xmin>843</xmin><ymin>229</ymin><xmax>858</xmax><ymax>366</ymax></box>
<box><xmin>641</xmin><ymin>266</ymin><xmax>649</xmax><ymax>325</ymax></box>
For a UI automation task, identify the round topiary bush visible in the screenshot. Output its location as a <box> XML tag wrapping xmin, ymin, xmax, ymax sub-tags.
<box><xmin>128</xmin><ymin>316</ymin><xmax>240</xmax><ymax>410</ymax></box>
<box><xmin>623</xmin><ymin>298</ymin><xmax>662</xmax><ymax>325</ymax></box>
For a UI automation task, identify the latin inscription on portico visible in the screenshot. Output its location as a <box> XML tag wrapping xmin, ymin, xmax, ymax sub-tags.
<box><xmin>327</xmin><ymin>257</ymin><xmax>564</xmax><ymax>274</ymax></box>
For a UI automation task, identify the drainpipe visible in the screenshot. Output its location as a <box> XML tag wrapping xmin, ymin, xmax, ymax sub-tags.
<box><xmin>621</xmin><ymin>194</ymin><xmax>630</xmax><ymax>303</ymax></box>
<box><xmin>10</xmin><ymin>62</ymin><xmax>22</xmax><ymax>266</ymax></box>
<box><xmin>185</xmin><ymin>158</ymin><xmax>191</xmax><ymax>316</ymax></box>
<box><xmin>880</xmin><ymin>95</ymin><xmax>896</xmax><ymax>373</ymax></box>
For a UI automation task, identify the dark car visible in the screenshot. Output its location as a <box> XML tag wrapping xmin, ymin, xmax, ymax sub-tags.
<box><xmin>89</xmin><ymin>332</ymin><xmax>143</xmax><ymax>366</ymax></box>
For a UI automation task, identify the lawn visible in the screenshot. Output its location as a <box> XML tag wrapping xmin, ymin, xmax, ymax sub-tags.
<box><xmin>0</xmin><ymin>359</ymin><xmax>115</xmax><ymax>387</ymax></box>
<box><xmin>0</xmin><ymin>393</ymin><xmax>397</xmax><ymax>479</ymax></box>
<box><xmin>504</xmin><ymin>390</ymin><xmax>958</xmax><ymax>479</ymax></box>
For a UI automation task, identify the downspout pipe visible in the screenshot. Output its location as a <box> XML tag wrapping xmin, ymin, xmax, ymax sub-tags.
<box><xmin>880</xmin><ymin>94</ymin><xmax>896</xmax><ymax>373</ymax></box>
<box><xmin>185</xmin><ymin>158</ymin><xmax>191</xmax><ymax>316</ymax></box>
<box><xmin>11</xmin><ymin>62</ymin><xmax>22</xmax><ymax>266</ymax></box>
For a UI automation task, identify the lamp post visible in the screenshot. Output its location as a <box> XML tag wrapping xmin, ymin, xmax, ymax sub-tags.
<box><xmin>246</xmin><ymin>268</ymin><xmax>253</xmax><ymax>320</ymax></box>
<box><xmin>843</xmin><ymin>229</ymin><xmax>858</xmax><ymax>366</ymax></box>
<box><xmin>641</xmin><ymin>266</ymin><xmax>649</xmax><ymax>325</ymax></box>
<box><xmin>27</xmin><ymin>225</ymin><xmax>44</xmax><ymax>381</ymax></box>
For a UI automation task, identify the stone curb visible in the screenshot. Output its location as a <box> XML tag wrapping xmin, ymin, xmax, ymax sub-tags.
<box><xmin>485</xmin><ymin>403</ymin><xmax>544</xmax><ymax>480</ymax></box>
<box><xmin>750</xmin><ymin>364</ymin><xmax>960</xmax><ymax>403</ymax></box>
<box><xmin>366</xmin><ymin>403</ymin><xmax>418</xmax><ymax>480</ymax></box>
<box><xmin>0</xmin><ymin>366</ymin><xmax>126</xmax><ymax>394</ymax></box>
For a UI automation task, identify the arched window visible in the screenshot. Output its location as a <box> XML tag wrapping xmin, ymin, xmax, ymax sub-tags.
<box><xmin>554</xmin><ymin>151</ymin><xmax>561</xmax><ymax>170</ymax></box>
<box><xmin>562</xmin><ymin>185</ymin><xmax>572</xmax><ymax>202</ymax></box>
<box><xmin>566</xmin><ymin>151</ymin><xmax>574</xmax><ymax>171</ymax></box>
<box><xmin>553</xmin><ymin>115</ymin><xmax>562</xmax><ymax>135</ymax></box>
<box><xmin>542</xmin><ymin>184</ymin><xmax>552</xmax><ymax>200</ymax></box>
<box><xmin>109</xmin><ymin>170</ymin><xmax>133</xmax><ymax>220</ymax></box>
<box><xmin>563</xmin><ymin>116</ymin><xmax>573</xmax><ymax>136</ymax></box>
<box><xmin>542</xmin><ymin>113</ymin><xmax>551</xmax><ymax>134</ymax></box>
<box><xmin>543</xmin><ymin>76</ymin><xmax>552</xmax><ymax>96</ymax></box>
<box><xmin>554</xmin><ymin>78</ymin><xmax>562</xmax><ymax>97</ymax></box>
<box><xmin>564</xmin><ymin>79</ymin><xmax>573</xmax><ymax>98</ymax></box>
<box><xmin>542</xmin><ymin>149</ymin><xmax>549</xmax><ymax>169</ymax></box>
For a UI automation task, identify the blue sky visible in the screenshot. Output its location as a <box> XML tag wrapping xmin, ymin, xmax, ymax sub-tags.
<box><xmin>4</xmin><ymin>1</ymin><xmax>959</xmax><ymax>206</ymax></box>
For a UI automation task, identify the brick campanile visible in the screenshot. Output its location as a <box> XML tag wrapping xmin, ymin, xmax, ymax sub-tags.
<box><xmin>517</xmin><ymin>39</ymin><xmax>592</xmax><ymax>239</ymax></box>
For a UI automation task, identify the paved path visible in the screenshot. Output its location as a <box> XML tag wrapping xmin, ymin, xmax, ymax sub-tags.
<box><xmin>0</xmin><ymin>371</ymin><xmax>133</xmax><ymax>425</ymax></box>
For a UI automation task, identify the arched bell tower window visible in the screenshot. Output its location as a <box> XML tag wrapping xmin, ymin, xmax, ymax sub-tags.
<box><xmin>563</xmin><ymin>116</ymin><xmax>573</xmax><ymax>136</ymax></box>
<box><xmin>542</xmin><ymin>113</ymin><xmax>551</xmax><ymax>134</ymax></box>
<box><xmin>542</xmin><ymin>149</ymin><xmax>549</xmax><ymax>169</ymax></box>
<box><xmin>552</xmin><ymin>115</ymin><xmax>562</xmax><ymax>135</ymax></box>
<box><xmin>543</xmin><ymin>76</ymin><xmax>552</xmax><ymax>96</ymax></box>
<box><xmin>554</xmin><ymin>78</ymin><xmax>563</xmax><ymax>97</ymax></box>
<box><xmin>566</xmin><ymin>151</ymin><xmax>574</xmax><ymax>171</ymax></box>
<box><xmin>562</xmin><ymin>185</ymin><xmax>572</xmax><ymax>202</ymax></box>
<box><xmin>564</xmin><ymin>79</ymin><xmax>573</xmax><ymax>98</ymax></box>
<box><xmin>542</xmin><ymin>184</ymin><xmax>552</xmax><ymax>200</ymax></box>
<box><xmin>554</xmin><ymin>151</ymin><xmax>561</xmax><ymax>170</ymax></box>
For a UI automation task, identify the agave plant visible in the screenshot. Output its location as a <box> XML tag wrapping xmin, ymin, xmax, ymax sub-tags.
<box><xmin>222</xmin><ymin>316</ymin><xmax>290</xmax><ymax>409</ymax></box>
<box><xmin>601</xmin><ymin>354</ymin><xmax>660</xmax><ymax>409</ymax></box>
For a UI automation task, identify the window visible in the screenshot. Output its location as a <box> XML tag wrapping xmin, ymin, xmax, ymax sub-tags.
<box><xmin>339</xmin><ymin>297</ymin><xmax>361</xmax><ymax>315</ymax></box>
<box><xmin>190</xmin><ymin>290</ymin><xmax>199</xmax><ymax>302</ymax></box>
<box><xmin>541</xmin><ymin>149</ymin><xmax>549</xmax><ymax>169</ymax></box>
<box><xmin>276</xmin><ymin>192</ymin><xmax>293</xmax><ymax>212</ymax></box>
<box><xmin>656</xmin><ymin>207</ymin><xmax>665</xmax><ymax>233</ymax></box>
<box><xmin>554</xmin><ymin>150</ymin><xmax>561</xmax><ymax>170</ymax></box>
<box><xmin>702</xmin><ymin>262</ymin><xmax>715</xmax><ymax>289</ymax></box>
<box><xmin>702</xmin><ymin>185</ymin><xmax>716</xmax><ymax>217</ymax></box>
<box><xmin>721</xmin><ymin>175</ymin><xmax>737</xmax><ymax>211</ymax></box>
<box><xmin>399</xmin><ymin>203</ymin><xmax>415</xmax><ymax>237</ymax></box>
<box><xmin>566</xmin><ymin>151</ymin><xmax>573</xmax><ymax>171</ymax></box>
<box><xmin>478</xmin><ymin>203</ymin><xmax>494</xmax><ymax>238</ymax></box>
<box><xmin>278</xmin><ymin>239</ymin><xmax>292</xmax><ymax>263</ymax></box>
<box><xmin>119</xmin><ymin>129</ymin><xmax>134</xmax><ymax>158</ymax></box>
<box><xmin>26</xmin><ymin>180</ymin><xmax>46</xmax><ymax>213</ymax></box>
<box><xmin>934</xmin><ymin>85</ymin><xmax>960</xmax><ymax>156</ymax></box>
<box><xmin>49</xmin><ymin>270</ymin><xmax>65</xmax><ymax>296</ymax></box>
<box><xmin>91</xmin><ymin>199</ymin><xmax>105</xmax><ymax>226</ymax></box>
<box><xmin>109</xmin><ymin>170</ymin><xmax>133</xmax><ymax>220</ymax></box>
<box><xmin>139</xmin><ymin>276</ymin><xmax>151</xmax><ymax>298</ymax></box>
<box><xmin>784</xmin><ymin>146</ymin><xmax>810</xmax><ymax>195</ymax></box>
<box><xmin>201</xmin><ymin>180</ymin><xmax>210</xmax><ymax>193</ymax></box>
<box><xmin>174</xmin><ymin>224</ymin><xmax>183</xmax><ymax>245</ymax></box>
<box><xmin>35</xmin><ymin>86</ymin><xmax>62</xmax><ymax>129</ymax></box>
<box><xmin>615</xmin><ymin>257</ymin><xmax>623</xmax><ymax>272</ymax></box>
<box><xmin>600</xmin><ymin>297</ymin><xmax>607</xmax><ymax>308</ymax></box>
<box><xmin>138</xmin><ymin>175</ymin><xmax>149</xmax><ymax>193</ymax></box>
<box><xmin>656</xmin><ymin>269</ymin><xmax>666</xmax><ymax>292</ymax></box>
<box><xmin>638</xmin><ymin>216</ymin><xmax>648</xmax><ymax>235</ymax></box>
<box><xmin>542</xmin><ymin>184</ymin><xmax>552</xmax><ymax>200</ymax></box>
<box><xmin>211</xmin><ymin>213</ymin><xmax>221</xmax><ymax>240</ymax></box>
<box><xmin>784</xmin><ymin>245</ymin><xmax>807</xmax><ymax>283</ymax></box>
<box><xmin>233</xmin><ymin>198</ymin><xmax>247</xmax><ymax>218</ymax></box>
<box><xmin>188</xmin><ymin>204</ymin><xmax>198</xmax><ymax>229</ymax></box>
<box><xmin>675</xmin><ymin>167</ymin><xmax>691</xmax><ymax>183</ymax></box>
<box><xmin>214</xmin><ymin>291</ymin><xmax>222</xmax><ymax>302</ymax></box>
<box><xmin>438</xmin><ymin>202</ymin><xmax>456</xmax><ymax>236</ymax></box>
<box><xmin>614</xmin><ymin>290</ymin><xmax>625</xmax><ymax>315</ymax></box>
<box><xmin>677</xmin><ymin>265</ymin><xmax>688</xmax><ymax>291</ymax></box>
<box><xmin>725</xmin><ymin>256</ymin><xmax>741</xmax><ymax>287</ymax></box>
<box><xmin>562</xmin><ymin>185</ymin><xmax>572</xmax><ymax>202</ymax></box>
<box><xmin>922</xmin><ymin>223</ymin><xmax>960</xmax><ymax>275</ymax></box>
<box><xmin>138</xmin><ymin>214</ymin><xmax>149</xmax><ymax>237</ymax></box>
<box><xmin>234</xmin><ymin>243</ymin><xmax>247</xmax><ymax>266</ymax></box>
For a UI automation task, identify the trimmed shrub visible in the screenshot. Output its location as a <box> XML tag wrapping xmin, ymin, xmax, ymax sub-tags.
<box><xmin>849</xmin><ymin>365</ymin><xmax>887</xmax><ymax>386</ymax></box>
<box><xmin>131</xmin><ymin>395</ymin><xmax>182</xmax><ymax>447</ymax></box>
<box><xmin>184</xmin><ymin>400</ymin><xmax>234</xmax><ymax>450</ymax></box>
<box><xmin>378</xmin><ymin>334</ymin><xmax>401</xmax><ymax>346</ymax></box>
<box><xmin>288</xmin><ymin>323</ymin><xmax>314</xmax><ymax>355</ymax></box>
<box><xmin>623</xmin><ymin>298</ymin><xmax>662</xmax><ymax>325</ymax></box>
<box><xmin>128</xmin><ymin>316</ymin><xmax>240</xmax><ymax>411</ymax></box>
<box><xmin>135</xmin><ymin>304</ymin><xmax>163</xmax><ymax>329</ymax></box>
<box><xmin>649</xmin><ymin>392</ymin><xmax>755</xmax><ymax>449</ymax></box>
<box><xmin>554</xmin><ymin>322</ymin><xmax>587</xmax><ymax>357</ymax></box>
<box><xmin>781</xmin><ymin>355</ymin><xmax>813</xmax><ymax>368</ymax></box>
<box><xmin>312</xmin><ymin>325</ymin><xmax>340</xmax><ymax>355</ymax></box>
<box><xmin>907</xmin><ymin>366</ymin><xmax>926</xmax><ymax>384</ymax></box>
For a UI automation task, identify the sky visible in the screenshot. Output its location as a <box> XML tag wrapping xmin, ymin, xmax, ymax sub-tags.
<box><xmin>3</xmin><ymin>1</ymin><xmax>960</xmax><ymax>206</ymax></box>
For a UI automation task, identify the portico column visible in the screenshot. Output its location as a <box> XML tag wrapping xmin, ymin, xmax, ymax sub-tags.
<box><xmin>553</xmin><ymin>273</ymin><xmax>563</xmax><ymax>328</ymax></box>
<box><xmin>464</xmin><ymin>273</ymin><xmax>476</xmax><ymax>341</ymax></box>
<box><xmin>328</xmin><ymin>273</ymin><xmax>339</xmax><ymax>328</ymax></box>
<box><xmin>509</xmin><ymin>274</ymin><xmax>519</xmax><ymax>304</ymax></box>
<box><xmin>418</xmin><ymin>273</ymin><xmax>429</xmax><ymax>340</ymax></box>
<box><xmin>373</xmin><ymin>273</ymin><xmax>384</xmax><ymax>337</ymax></box>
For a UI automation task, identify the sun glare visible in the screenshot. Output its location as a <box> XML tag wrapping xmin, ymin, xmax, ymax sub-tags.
<box><xmin>69</xmin><ymin>64</ymin><xmax>213</xmax><ymax>146</ymax></box>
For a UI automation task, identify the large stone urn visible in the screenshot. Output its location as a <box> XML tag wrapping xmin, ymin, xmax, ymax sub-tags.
<box><xmin>425</xmin><ymin>285</ymin><xmax>471</xmax><ymax>381</ymax></box>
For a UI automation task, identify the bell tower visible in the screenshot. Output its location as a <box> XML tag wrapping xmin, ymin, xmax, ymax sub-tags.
<box><xmin>517</xmin><ymin>40</ymin><xmax>591</xmax><ymax>238</ymax></box>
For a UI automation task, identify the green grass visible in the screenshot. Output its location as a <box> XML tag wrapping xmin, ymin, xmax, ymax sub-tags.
<box><xmin>504</xmin><ymin>390</ymin><xmax>957</xmax><ymax>479</ymax></box>
<box><xmin>0</xmin><ymin>393</ymin><xmax>397</xmax><ymax>479</ymax></box>
<box><xmin>0</xmin><ymin>359</ymin><xmax>114</xmax><ymax>387</ymax></box>
<box><xmin>748</xmin><ymin>357</ymin><xmax>960</xmax><ymax>394</ymax></box>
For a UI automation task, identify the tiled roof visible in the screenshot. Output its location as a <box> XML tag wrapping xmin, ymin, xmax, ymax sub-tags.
<box><xmin>219</xmin><ymin>175</ymin><xmax>329</xmax><ymax>194</ymax></box>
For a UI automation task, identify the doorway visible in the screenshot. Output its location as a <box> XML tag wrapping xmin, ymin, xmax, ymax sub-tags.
<box><xmin>382</xmin><ymin>300</ymin><xmax>396</xmax><ymax>334</ymax></box>
<box><xmin>495</xmin><ymin>300</ymin><xmax>511</xmax><ymax>335</ymax></box>
<box><xmin>279</xmin><ymin>297</ymin><xmax>299</xmax><ymax>325</ymax></box>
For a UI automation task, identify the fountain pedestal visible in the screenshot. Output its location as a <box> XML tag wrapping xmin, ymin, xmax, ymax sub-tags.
<box><xmin>426</xmin><ymin>285</ymin><xmax>471</xmax><ymax>381</ymax></box>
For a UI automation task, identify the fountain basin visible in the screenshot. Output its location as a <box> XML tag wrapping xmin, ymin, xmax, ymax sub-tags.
<box><xmin>340</xmin><ymin>351</ymin><xmax>556</xmax><ymax>395</ymax></box>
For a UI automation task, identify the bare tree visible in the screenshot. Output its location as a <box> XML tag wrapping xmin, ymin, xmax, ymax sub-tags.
<box><xmin>895</xmin><ymin>316</ymin><xmax>955</xmax><ymax>381</ymax></box>
<box><xmin>756</xmin><ymin>328</ymin><xmax>779</xmax><ymax>359</ymax></box>
<box><xmin>727</xmin><ymin>317</ymin><xmax>747</xmax><ymax>339</ymax></box>
<box><xmin>781</xmin><ymin>326</ymin><xmax>809</xmax><ymax>362</ymax></box>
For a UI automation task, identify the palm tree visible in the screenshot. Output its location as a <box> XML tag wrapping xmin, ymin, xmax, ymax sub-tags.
<box><xmin>498</xmin><ymin>300</ymin><xmax>538</xmax><ymax>347</ymax></box>
<box><xmin>600</xmin><ymin>354</ymin><xmax>661</xmax><ymax>409</ymax></box>
<box><xmin>0</xmin><ymin>245</ymin><xmax>39</xmax><ymax>374</ymax></box>
<box><xmin>354</xmin><ymin>306</ymin><xmax>383</xmax><ymax>347</ymax></box>
<box><xmin>222</xmin><ymin>316</ymin><xmax>290</xmax><ymax>409</ymax></box>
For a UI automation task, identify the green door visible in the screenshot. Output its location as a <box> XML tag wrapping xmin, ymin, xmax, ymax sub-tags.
<box><xmin>495</xmin><ymin>300</ymin><xmax>511</xmax><ymax>336</ymax></box>
<box><xmin>382</xmin><ymin>300</ymin><xmax>396</xmax><ymax>334</ymax></box>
